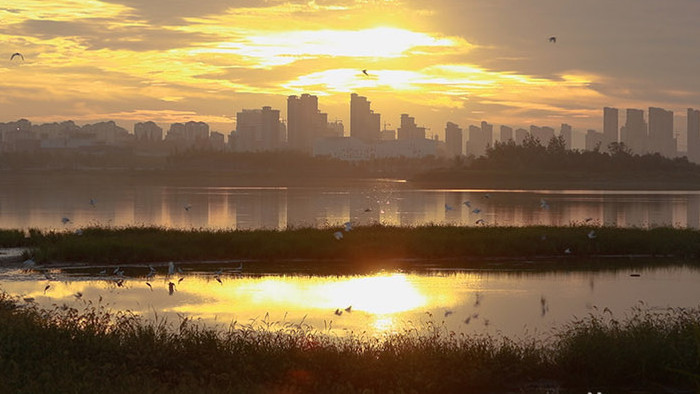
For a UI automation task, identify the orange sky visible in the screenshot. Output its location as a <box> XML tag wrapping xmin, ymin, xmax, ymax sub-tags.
<box><xmin>2</xmin><ymin>0</ymin><xmax>700</xmax><ymax>140</ymax></box>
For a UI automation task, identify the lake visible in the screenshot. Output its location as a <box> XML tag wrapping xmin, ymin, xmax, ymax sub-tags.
<box><xmin>1</xmin><ymin>262</ymin><xmax>697</xmax><ymax>339</ymax></box>
<box><xmin>2</xmin><ymin>174</ymin><xmax>700</xmax><ymax>230</ymax></box>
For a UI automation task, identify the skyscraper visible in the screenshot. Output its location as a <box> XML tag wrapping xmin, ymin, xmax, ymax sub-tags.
<box><xmin>350</xmin><ymin>93</ymin><xmax>381</xmax><ymax>143</ymax></box>
<box><xmin>687</xmin><ymin>108</ymin><xmax>700</xmax><ymax>163</ymax></box>
<box><xmin>648</xmin><ymin>107</ymin><xmax>675</xmax><ymax>157</ymax></box>
<box><xmin>499</xmin><ymin>125</ymin><xmax>513</xmax><ymax>143</ymax></box>
<box><xmin>445</xmin><ymin>122</ymin><xmax>463</xmax><ymax>157</ymax></box>
<box><xmin>560</xmin><ymin>123</ymin><xmax>572</xmax><ymax>150</ymax></box>
<box><xmin>603</xmin><ymin>107</ymin><xmax>619</xmax><ymax>149</ymax></box>
<box><xmin>287</xmin><ymin>94</ymin><xmax>327</xmax><ymax>153</ymax></box>
<box><xmin>621</xmin><ymin>109</ymin><xmax>646</xmax><ymax>154</ymax></box>
<box><xmin>397</xmin><ymin>114</ymin><xmax>425</xmax><ymax>140</ymax></box>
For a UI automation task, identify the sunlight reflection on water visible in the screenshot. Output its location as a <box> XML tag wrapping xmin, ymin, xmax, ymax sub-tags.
<box><xmin>2</xmin><ymin>264</ymin><xmax>700</xmax><ymax>338</ymax></box>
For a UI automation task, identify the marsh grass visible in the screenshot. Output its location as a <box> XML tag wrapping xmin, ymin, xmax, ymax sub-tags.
<box><xmin>0</xmin><ymin>292</ymin><xmax>698</xmax><ymax>393</ymax></box>
<box><xmin>14</xmin><ymin>224</ymin><xmax>700</xmax><ymax>265</ymax></box>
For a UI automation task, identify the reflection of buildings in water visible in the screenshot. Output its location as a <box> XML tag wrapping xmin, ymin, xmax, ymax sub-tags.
<box><xmin>398</xmin><ymin>192</ymin><xmax>432</xmax><ymax>226</ymax></box>
<box><xmin>687</xmin><ymin>197</ymin><xmax>700</xmax><ymax>229</ymax></box>
<box><xmin>287</xmin><ymin>189</ymin><xmax>319</xmax><ymax>228</ymax></box>
<box><xmin>235</xmin><ymin>190</ymin><xmax>286</xmax><ymax>230</ymax></box>
<box><xmin>206</xmin><ymin>193</ymin><xmax>230</xmax><ymax>229</ymax></box>
<box><xmin>622</xmin><ymin>201</ymin><xmax>649</xmax><ymax>228</ymax></box>
<box><xmin>671</xmin><ymin>198</ymin><xmax>687</xmax><ymax>228</ymax></box>
<box><xmin>133</xmin><ymin>186</ymin><xmax>165</xmax><ymax>226</ymax></box>
<box><xmin>350</xmin><ymin>192</ymin><xmax>381</xmax><ymax>226</ymax></box>
<box><xmin>318</xmin><ymin>192</ymin><xmax>350</xmax><ymax>228</ymax></box>
<box><xmin>602</xmin><ymin>200</ymin><xmax>618</xmax><ymax>227</ymax></box>
<box><xmin>648</xmin><ymin>199</ymin><xmax>673</xmax><ymax>227</ymax></box>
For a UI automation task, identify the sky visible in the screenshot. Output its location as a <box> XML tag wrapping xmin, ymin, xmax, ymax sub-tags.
<box><xmin>2</xmin><ymin>0</ymin><xmax>700</xmax><ymax>141</ymax></box>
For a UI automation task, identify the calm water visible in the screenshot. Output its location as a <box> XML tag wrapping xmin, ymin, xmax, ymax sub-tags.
<box><xmin>1</xmin><ymin>263</ymin><xmax>698</xmax><ymax>338</ymax></box>
<box><xmin>2</xmin><ymin>176</ymin><xmax>700</xmax><ymax>230</ymax></box>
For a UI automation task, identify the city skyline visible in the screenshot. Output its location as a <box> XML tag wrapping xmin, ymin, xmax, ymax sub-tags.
<box><xmin>2</xmin><ymin>1</ymin><xmax>700</xmax><ymax>140</ymax></box>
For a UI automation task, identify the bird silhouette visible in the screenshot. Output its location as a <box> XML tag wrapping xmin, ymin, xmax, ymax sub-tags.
<box><xmin>333</xmin><ymin>231</ymin><xmax>343</xmax><ymax>240</ymax></box>
<box><xmin>549</xmin><ymin>36</ymin><xmax>556</xmax><ymax>43</ymax></box>
<box><xmin>10</xmin><ymin>52</ymin><xmax>24</xmax><ymax>61</ymax></box>
<box><xmin>362</xmin><ymin>69</ymin><xmax>369</xmax><ymax>76</ymax></box>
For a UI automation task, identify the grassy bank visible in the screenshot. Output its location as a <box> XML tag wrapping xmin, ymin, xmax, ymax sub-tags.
<box><xmin>0</xmin><ymin>292</ymin><xmax>697</xmax><ymax>393</ymax></box>
<box><xmin>3</xmin><ymin>225</ymin><xmax>700</xmax><ymax>265</ymax></box>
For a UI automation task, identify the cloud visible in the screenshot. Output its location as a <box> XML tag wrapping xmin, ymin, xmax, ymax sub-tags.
<box><xmin>4</xmin><ymin>19</ymin><xmax>212</xmax><ymax>51</ymax></box>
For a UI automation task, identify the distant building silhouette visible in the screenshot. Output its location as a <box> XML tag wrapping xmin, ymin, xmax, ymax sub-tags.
<box><xmin>465</xmin><ymin>122</ymin><xmax>492</xmax><ymax>157</ymax></box>
<box><xmin>560</xmin><ymin>123</ymin><xmax>572</xmax><ymax>150</ymax></box>
<box><xmin>234</xmin><ymin>106</ymin><xmax>283</xmax><ymax>151</ymax></box>
<box><xmin>688</xmin><ymin>108</ymin><xmax>700</xmax><ymax>163</ymax></box>
<box><xmin>621</xmin><ymin>109</ymin><xmax>647</xmax><ymax>154</ymax></box>
<box><xmin>499</xmin><ymin>125</ymin><xmax>513</xmax><ymax>143</ymax></box>
<box><xmin>287</xmin><ymin>94</ymin><xmax>328</xmax><ymax>153</ymax></box>
<box><xmin>648</xmin><ymin>107</ymin><xmax>676</xmax><ymax>157</ymax></box>
<box><xmin>514</xmin><ymin>128</ymin><xmax>528</xmax><ymax>145</ymax></box>
<box><xmin>445</xmin><ymin>121</ymin><xmax>463</xmax><ymax>157</ymax></box>
<box><xmin>134</xmin><ymin>121</ymin><xmax>163</xmax><ymax>142</ymax></box>
<box><xmin>530</xmin><ymin>125</ymin><xmax>554</xmax><ymax>145</ymax></box>
<box><xmin>397</xmin><ymin>114</ymin><xmax>426</xmax><ymax>140</ymax></box>
<box><xmin>350</xmin><ymin>93</ymin><xmax>380</xmax><ymax>143</ymax></box>
<box><xmin>585</xmin><ymin>129</ymin><xmax>603</xmax><ymax>151</ymax></box>
<box><xmin>603</xmin><ymin>107</ymin><xmax>619</xmax><ymax>148</ymax></box>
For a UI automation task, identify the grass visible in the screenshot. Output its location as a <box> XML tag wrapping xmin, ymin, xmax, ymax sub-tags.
<box><xmin>0</xmin><ymin>292</ymin><xmax>698</xmax><ymax>393</ymax></box>
<box><xmin>7</xmin><ymin>224</ymin><xmax>700</xmax><ymax>265</ymax></box>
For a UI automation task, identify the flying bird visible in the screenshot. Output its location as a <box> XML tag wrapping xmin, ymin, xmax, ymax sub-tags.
<box><xmin>549</xmin><ymin>36</ymin><xmax>556</xmax><ymax>43</ymax></box>
<box><xmin>362</xmin><ymin>69</ymin><xmax>369</xmax><ymax>76</ymax></box>
<box><xmin>344</xmin><ymin>221</ymin><xmax>352</xmax><ymax>232</ymax></box>
<box><xmin>61</xmin><ymin>217</ymin><xmax>70</xmax><ymax>224</ymax></box>
<box><xmin>168</xmin><ymin>282</ymin><xmax>175</xmax><ymax>295</ymax></box>
<box><xmin>345</xmin><ymin>306</ymin><xmax>352</xmax><ymax>313</ymax></box>
<box><xmin>333</xmin><ymin>231</ymin><xmax>343</xmax><ymax>240</ymax></box>
<box><xmin>334</xmin><ymin>308</ymin><xmax>343</xmax><ymax>316</ymax></box>
<box><xmin>463</xmin><ymin>201</ymin><xmax>471</xmax><ymax>208</ymax></box>
<box><xmin>587</xmin><ymin>230</ymin><xmax>597</xmax><ymax>239</ymax></box>
<box><xmin>475</xmin><ymin>218</ymin><xmax>485</xmax><ymax>225</ymax></box>
<box><xmin>10</xmin><ymin>52</ymin><xmax>24</xmax><ymax>61</ymax></box>
<box><xmin>445</xmin><ymin>204</ymin><xmax>453</xmax><ymax>211</ymax></box>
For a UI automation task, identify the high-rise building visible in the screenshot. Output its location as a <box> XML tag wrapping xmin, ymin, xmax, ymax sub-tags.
<box><xmin>350</xmin><ymin>93</ymin><xmax>381</xmax><ymax>143</ymax></box>
<box><xmin>287</xmin><ymin>94</ymin><xmax>328</xmax><ymax>153</ymax></box>
<box><xmin>134</xmin><ymin>121</ymin><xmax>163</xmax><ymax>142</ymax></box>
<box><xmin>445</xmin><ymin>122</ymin><xmax>463</xmax><ymax>157</ymax></box>
<box><xmin>585</xmin><ymin>129</ymin><xmax>603</xmax><ymax>151</ymax></box>
<box><xmin>465</xmin><ymin>122</ymin><xmax>492</xmax><ymax>157</ymax></box>
<box><xmin>397</xmin><ymin>114</ymin><xmax>426</xmax><ymax>140</ymax></box>
<box><xmin>560</xmin><ymin>123</ymin><xmax>572</xmax><ymax>150</ymax></box>
<box><xmin>499</xmin><ymin>125</ymin><xmax>513</xmax><ymax>143</ymax></box>
<box><xmin>648</xmin><ymin>107</ymin><xmax>675</xmax><ymax>157</ymax></box>
<box><xmin>530</xmin><ymin>125</ymin><xmax>554</xmax><ymax>145</ymax></box>
<box><xmin>621</xmin><ymin>109</ymin><xmax>647</xmax><ymax>154</ymax></box>
<box><xmin>688</xmin><ymin>108</ymin><xmax>700</xmax><ymax>163</ymax></box>
<box><xmin>515</xmin><ymin>128</ymin><xmax>528</xmax><ymax>145</ymax></box>
<box><xmin>235</xmin><ymin>106</ymin><xmax>282</xmax><ymax>151</ymax></box>
<box><xmin>603</xmin><ymin>107</ymin><xmax>619</xmax><ymax>148</ymax></box>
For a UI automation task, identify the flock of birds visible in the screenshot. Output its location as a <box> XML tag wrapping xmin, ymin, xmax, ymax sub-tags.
<box><xmin>21</xmin><ymin>258</ymin><xmax>244</xmax><ymax>300</ymax></box>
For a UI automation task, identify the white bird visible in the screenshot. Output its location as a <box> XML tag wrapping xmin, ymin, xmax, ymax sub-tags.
<box><xmin>333</xmin><ymin>231</ymin><xmax>343</xmax><ymax>240</ymax></box>
<box><xmin>89</xmin><ymin>198</ymin><xmax>97</xmax><ymax>207</ymax></box>
<box><xmin>587</xmin><ymin>230</ymin><xmax>597</xmax><ymax>239</ymax></box>
<box><xmin>113</xmin><ymin>266</ymin><xmax>121</xmax><ymax>275</ymax></box>
<box><xmin>483</xmin><ymin>193</ymin><xmax>491</xmax><ymax>199</ymax></box>
<box><xmin>168</xmin><ymin>262</ymin><xmax>175</xmax><ymax>275</ymax></box>
<box><xmin>472</xmin><ymin>208</ymin><xmax>481</xmax><ymax>214</ymax></box>
<box><xmin>22</xmin><ymin>259</ymin><xmax>36</xmax><ymax>270</ymax></box>
<box><xmin>344</xmin><ymin>221</ymin><xmax>352</xmax><ymax>232</ymax></box>
<box><xmin>74</xmin><ymin>229</ymin><xmax>83</xmax><ymax>236</ymax></box>
<box><xmin>463</xmin><ymin>201</ymin><xmax>471</xmax><ymax>207</ymax></box>
<box><xmin>540</xmin><ymin>199</ymin><xmax>550</xmax><ymax>209</ymax></box>
<box><xmin>445</xmin><ymin>204</ymin><xmax>453</xmax><ymax>211</ymax></box>
<box><xmin>564</xmin><ymin>248</ymin><xmax>572</xmax><ymax>254</ymax></box>
<box><xmin>184</xmin><ymin>204</ymin><xmax>192</xmax><ymax>211</ymax></box>
<box><xmin>61</xmin><ymin>217</ymin><xmax>70</xmax><ymax>225</ymax></box>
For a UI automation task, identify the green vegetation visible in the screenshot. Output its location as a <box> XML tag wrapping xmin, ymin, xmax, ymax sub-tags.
<box><xmin>414</xmin><ymin>137</ymin><xmax>700</xmax><ymax>189</ymax></box>
<box><xmin>0</xmin><ymin>292</ymin><xmax>697</xmax><ymax>393</ymax></box>
<box><xmin>6</xmin><ymin>225</ymin><xmax>700</xmax><ymax>265</ymax></box>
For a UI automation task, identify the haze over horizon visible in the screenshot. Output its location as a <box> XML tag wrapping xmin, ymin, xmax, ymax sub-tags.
<box><xmin>2</xmin><ymin>0</ymin><xmax>699</xmax><ymax>139</ymax></box>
